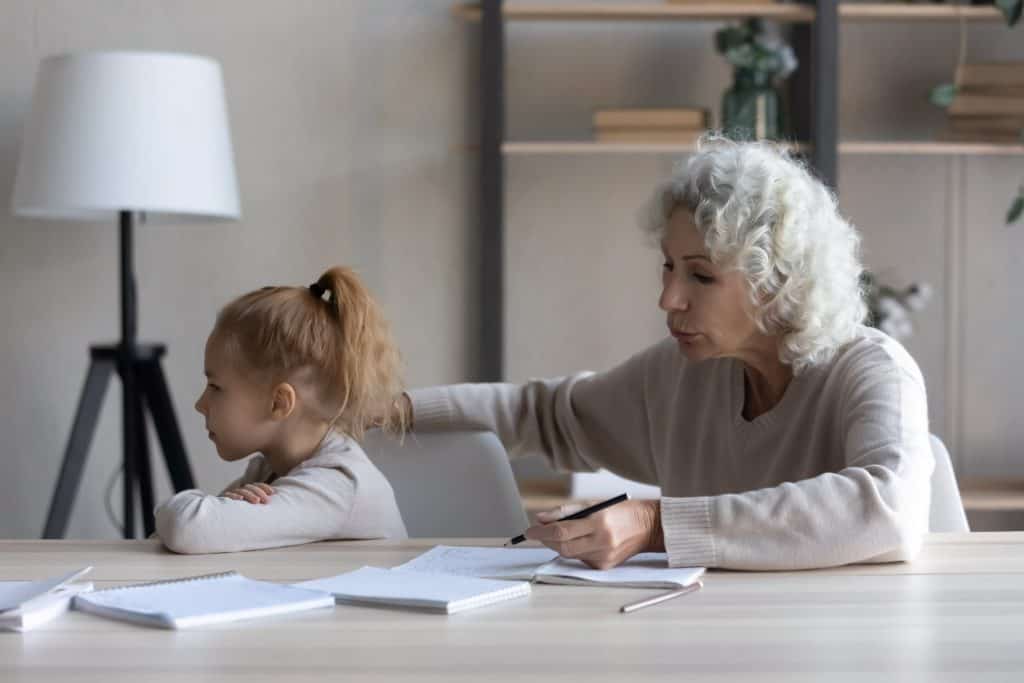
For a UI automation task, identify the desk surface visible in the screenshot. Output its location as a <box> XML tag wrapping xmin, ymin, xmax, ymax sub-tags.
<box><xmin>3</xmin><ymin>533</ymin><xmax>1024</xmax><ymax>682</ymax></box>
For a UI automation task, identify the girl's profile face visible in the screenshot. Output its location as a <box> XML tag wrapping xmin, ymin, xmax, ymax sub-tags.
<box><xmin>194</xmin><ymin>333</ymin><xmax>276</xmax><ymax>462</ymax></box>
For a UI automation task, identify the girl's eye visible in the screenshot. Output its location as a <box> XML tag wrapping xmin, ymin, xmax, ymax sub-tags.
<box><xmin>662</xmin><ymin>261</ymin><xmax>674</xmax><ymax>272</ymax></box>
<box><xmin>692</xmin><ymin>273</ymin><xmax>714</xmax><ymax>284</ymax></box>
<box><xmin>207</xmin><ymin>383</ymin><xmax>221</xmax><ymax>392</ymax></box>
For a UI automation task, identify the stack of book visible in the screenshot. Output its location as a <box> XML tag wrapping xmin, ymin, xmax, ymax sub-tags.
<box><xmin>667</xmin><ymin>0</ymin><xmax>776</xmax><ymax>4</ymax></box>
<box><xmin>593</xmin><ymin>108</ymin><xmax>709</xmax><ymax>144</ymax></box>
<box><xmin>945</xmin><ymin>63</ymin><xmax>1024</xmax><ymax>144</ymax></box>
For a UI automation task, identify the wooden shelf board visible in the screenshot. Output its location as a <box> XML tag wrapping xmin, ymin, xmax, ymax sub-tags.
<box><xmin>839</xmin><ymin>3</ymin><xmax>1006</xmax><ymax>22</ymax></box>
<box><xmin>504</xmin><ymin>140</ymin><xmax>702</xmax><ymax>154</ymax></box>
<box><xmin>840</xmin><ymin>141</ymin><xmax>1024</xmax><ymax>156</ymax></box>
<box><xmin>500</xmin><ymin>140</ymin><xmax>1024</xmax><ymax>156</ymax></box>
<box><xmin>453</xmin><ymin>2</ymin><xmax>815</xmax><ymax>23</ymax></box>
<box><xmin>503</xmin><ymin>140</ymin><xmax>810</xmax><ymax>154</ymax></box>
<box><xmin>454</xmin><ymin>2</ymin><xmax>1006</xmax><ymax>24</ymax></box>
<box><xmin>961</xmin><ymin>480</ymin><xmax>1024</xmax><ymax>512</ymax></box>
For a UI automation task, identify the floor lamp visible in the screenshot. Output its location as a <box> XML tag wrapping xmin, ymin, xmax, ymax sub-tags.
<box><xmin>11</xmin><ymin>51</ymin><xmax>241</xmax><ymax>539</ymax></box>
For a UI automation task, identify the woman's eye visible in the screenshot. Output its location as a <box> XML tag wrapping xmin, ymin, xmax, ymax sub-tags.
<box><xmin>207</xmin><ymin>383</ymin><xmax>221</xmax><ymax>392</ymax></box>
<box><xmin>662</xmin><ymin>261</ymin><xmax>673</xmax><ymax>272</ymax></box>
<box><xmin>692</xmin><ymin>273</ymin><xmax>714</xmax><ymax>284</ymax></box>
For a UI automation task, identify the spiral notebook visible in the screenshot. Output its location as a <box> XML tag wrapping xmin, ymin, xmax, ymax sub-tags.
<box><xmin>395</xmin><ymin>546</ymin><xmax>706</xmax><ymax>589</ymax></box>
<box><xmin>296</xmin><ymin>567</ymin><xmax>531</xmax><ymax>614</ymax></box>
<box><xmin>73</xmin><ymin>571</ymin><xmax>335</xmax><ymax>629</ymax></box>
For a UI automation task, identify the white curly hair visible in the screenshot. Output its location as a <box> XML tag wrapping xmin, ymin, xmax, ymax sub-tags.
<box><xmin>641</xmin><ymin>133</ymin><xmax>867</xmax><ymax>374</ymax></box>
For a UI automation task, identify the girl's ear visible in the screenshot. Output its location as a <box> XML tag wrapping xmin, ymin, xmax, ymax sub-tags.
<box><xmin>270</xmin><ymin>382</ymin><xmax>297</xmax><ymax>420</ymax></box>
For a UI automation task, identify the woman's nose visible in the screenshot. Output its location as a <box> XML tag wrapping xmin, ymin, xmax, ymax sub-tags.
<box><xmin>659</xmin><ymin>278</ymin><xmax>689</xmax><ymax>312</ymax></box>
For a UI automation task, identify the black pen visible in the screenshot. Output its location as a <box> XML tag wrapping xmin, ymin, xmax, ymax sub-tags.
<box><xmin>504</xmin><ymin>493</ymin><xmax>630</xmax><ymax>546</ymax></box>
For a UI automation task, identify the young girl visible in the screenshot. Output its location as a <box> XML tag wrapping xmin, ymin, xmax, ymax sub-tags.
<box><xmin>155</xmin><ymin>266</ymin><xmax>408</xmax><ymax>553</ymax></box>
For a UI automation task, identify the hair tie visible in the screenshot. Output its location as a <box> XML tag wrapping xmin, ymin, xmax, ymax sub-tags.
<box><xmin>309</xmin><ymin>282</ymin><xmax>328</xmax><ymax>301</ymax></box>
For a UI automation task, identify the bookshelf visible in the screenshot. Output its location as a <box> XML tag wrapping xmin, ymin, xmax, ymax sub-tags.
<box><xmin>459</xmin><ymin>1</ymin><xmax>1021</xmax><ymax>380</ymax></box>
<box><xmin>466</xmin><ymin>0</ymin><xmax>836</xmax><ymax>379</ymax></box>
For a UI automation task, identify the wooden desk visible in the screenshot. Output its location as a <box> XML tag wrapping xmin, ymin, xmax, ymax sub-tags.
<box><xmin>3</xmin><ymin>533</ymin><xmax>1024</xmax><ymax>682</ymax></box>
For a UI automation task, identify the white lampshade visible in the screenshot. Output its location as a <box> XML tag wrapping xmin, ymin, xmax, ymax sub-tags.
<box><xmin>12</xmin><ymin>51</ymin><xmax>240</xmax><ymax>220</ymax></box>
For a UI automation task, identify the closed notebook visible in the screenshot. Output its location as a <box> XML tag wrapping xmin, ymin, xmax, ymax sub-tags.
<box><xmin>0</xmin><ymin>567</ymin><xmax>92</xmax><ymax>613</ymax></box>
<box><xmin>0</xmin><ymin>583</ymin><xmax>94</xmax><ymax>632</ymax></box>
<box><xmin>395</xmin><ymin>546</ymin><xmax>705</xmax><ymax>589</ymax></box>
<box><xmin>296</xmin><ymin>567</ymin><xmax>531</xmax><ymax>614</ymax></box>
<box><xmin>73</xmin><ymin>571</ymin><xmax>335</xmax><ymax>629</ymax></box>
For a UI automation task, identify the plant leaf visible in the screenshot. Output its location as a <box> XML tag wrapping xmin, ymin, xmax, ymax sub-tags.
<box><xmin>1008</xmin><ymin>193</ymin><xmax>1024</xmax><ymax>226</ymax></box>
<box><xmin>995</xmin><ymin>0</ymin><xmax>1022</xmax><ymax>26</ymax></box>
<box><xmin>929</xmin><ymin>83</ymin><xmax>958</xmax><ymax>109</ymax></box>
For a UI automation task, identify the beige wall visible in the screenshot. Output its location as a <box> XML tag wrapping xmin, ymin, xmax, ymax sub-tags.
<box><xmin>0</xmin><ymin>1</ymin><xmax>1021</xmax><ymax>538</ymax></box>
<box><xmin>0</xmin><ymin>0</ymin><xmax>475</xmax><ymax>538</ymax></box>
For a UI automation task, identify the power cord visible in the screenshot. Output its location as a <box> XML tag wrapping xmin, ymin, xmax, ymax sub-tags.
<box><xmin>104</xmin><ymin>464</ymin><xmax>124</xmax><ymax>536</ymax></box>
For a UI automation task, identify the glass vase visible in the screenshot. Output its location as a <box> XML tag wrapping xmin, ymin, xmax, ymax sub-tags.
<box><xmin>721</xmin><ymin>70</ymin><xmax>783</xmax><ymax>141</ymax></box>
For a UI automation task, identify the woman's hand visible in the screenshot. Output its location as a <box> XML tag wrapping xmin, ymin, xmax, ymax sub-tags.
<box><xmin>221</xmin><ymin>482</ymin><xmax>275</xmax><ymax>504</ymax></box>
<box><xmin>525</xmin><ymin>499</ymin><xmax>665</xmax><ymax>569</ymax></box>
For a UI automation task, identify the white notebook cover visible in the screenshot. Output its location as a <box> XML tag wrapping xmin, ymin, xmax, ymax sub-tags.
<box><xmin>0</xmin><ymin>583</ymin><xmax>94</xmax><ymax>632</ymax></box>
<box><xmin>0</xmin><ymin>567</ymin><xmax>92</xmax><ymax>613</ymax></box>
<box><xmin>73</xmin><ymin>571</ymin><xmax>335</xmax><ymax>629</ymax></box>
<box><xmin>297</xmin><ymin>567</ymin><xmax>531</xmax><ymax>614</ymax></box>
<box><xmin>393</xmin><ymin>546</ymin><xmax>559</xmax><ymax>580</ymax></box>
<box><xmin>395</xmin><ymin>546</ymin><xmax>705</xmax><ymax>588</ymax></box>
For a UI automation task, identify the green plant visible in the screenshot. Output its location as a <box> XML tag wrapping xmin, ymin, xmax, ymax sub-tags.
<box><xmin>929</xmin><ymin>1</ymin><xmax>1023</xmax><ymax>225</ymax></box>
<box><xmin>714</xmin><ymin>19</ymin><xmax>797</xmax><ymax>140</ymax></box>
<box><xmin>714</xmin><ymin>19</ymin><xmax>798</xmax><ymax>82</ymax></box>
<box><xmin>996</xmin><ymin>0</ymin><xmax>1022</xmax><ymax>26</ymax></box>
<box><xmin>861</xmin><ymin>273</ymin><xmax>933</xmax><ymax>340</ymax></box>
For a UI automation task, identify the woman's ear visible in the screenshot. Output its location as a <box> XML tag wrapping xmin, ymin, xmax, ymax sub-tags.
<box><xmin>270</xmin><ymin>382</ymin><xmax>297</xmax><ymax>420</ymax></box>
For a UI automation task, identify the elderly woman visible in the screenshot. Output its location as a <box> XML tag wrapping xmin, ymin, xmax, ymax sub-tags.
<box><xmin>403</xmin><ymin>135</ymin><xmax>934</xmax><ymax>571</ymax></box>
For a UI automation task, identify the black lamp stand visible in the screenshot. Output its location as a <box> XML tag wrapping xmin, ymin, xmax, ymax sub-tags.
<box><xmin>42</xmin><ymin>210</ymin><xmax>196</xmax><ymax>539</ymax></box>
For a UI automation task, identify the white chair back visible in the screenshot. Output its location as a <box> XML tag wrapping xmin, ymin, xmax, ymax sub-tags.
<box><xmin>362</xmin><ymin>429</ymin><xmax>529</xmax><ymax>538</ymax></box>
<box><xmin>929</xmin><ymin>434</ymin><xmax>969</xmax><ymax>533</ymax></box>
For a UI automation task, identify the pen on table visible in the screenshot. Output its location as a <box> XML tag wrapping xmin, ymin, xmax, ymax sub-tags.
<box><xmin>504</xmin><ymin>492</ymin><xmax>629</xmax><ymax>547</ymax></box>
<box><xmin>620</xmin><ymin>581</ymin><xmax>703</xmax><ymax>614</ymax></box>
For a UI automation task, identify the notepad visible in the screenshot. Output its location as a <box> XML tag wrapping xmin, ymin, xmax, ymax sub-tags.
<box><xmin>296</xmin><ymin>567</ymin><xmax>531</xmax><ymax>614</ymax></box>
<box><xmin>0</xmin><ymin>582</ymin><xmax>94</xmax><ymax>632</ymax></box>
<box><xmin>394</xmin><ymin>546</ymin><xmax>705</xmax><ymax>589</ymax></box>
<box><xmin>0</xmin><ymin>567</ymin><xmax>92</xmax><ymax>613</ymax></box>
<box><xmin>73</xmin><ymin>571</ymin><xmax>335</xmax><ymax>629</ymax></box>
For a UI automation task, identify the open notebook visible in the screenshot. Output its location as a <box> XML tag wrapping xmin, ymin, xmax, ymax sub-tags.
<box><xmin>73</xmin><ymin>571</ymin><xmax>335</xmax><ymax>629</ymax></box>
<box><xmin>394</xmin><ymin>546</ymin><xmax>706</xmax><ymax>589</ymax></box>
<box><xmin>296</xmin><ymin>567</ymin><xmax>531</xmax><ymax>615</ymax></box>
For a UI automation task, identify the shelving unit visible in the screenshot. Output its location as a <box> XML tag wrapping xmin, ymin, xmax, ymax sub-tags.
<box><xmin>460</xmin><ymin>0</ymin><xmax>1021</xmax><ymax>380</ymax></box>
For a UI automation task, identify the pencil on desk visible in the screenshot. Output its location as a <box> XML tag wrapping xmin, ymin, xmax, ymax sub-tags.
<box><xmin>620</xmin><ymin>581</ymin><xmax>702</xmax><ymax>614</ymax></box>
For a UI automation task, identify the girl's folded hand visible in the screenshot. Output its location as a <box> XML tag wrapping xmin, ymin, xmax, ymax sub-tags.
<box><xmin>222</xmin><ymin>482</ymin><xmax>275</xmax><ymax>504</ymax></box>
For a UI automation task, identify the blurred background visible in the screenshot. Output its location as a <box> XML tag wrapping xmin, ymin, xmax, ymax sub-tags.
<box><xmin>1</xmin><ymin>0</ymin><xmax>1022</xmax><ymax>539</ymax></box>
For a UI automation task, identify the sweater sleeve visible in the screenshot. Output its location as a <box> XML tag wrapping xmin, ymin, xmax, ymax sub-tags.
<box><xmin>407</xmin><ymin>344</ymin><xmax>661</xmax><ymax>485</ymax></box>
<box><xmin>154</xmin><ymin>466</ymin><xmax>357</xmax><ymax>554</ymax></box>
<box><xmin>660</xmin><ymin>350</ymin><xmax>935</xmax><ymax>571</ymax></box>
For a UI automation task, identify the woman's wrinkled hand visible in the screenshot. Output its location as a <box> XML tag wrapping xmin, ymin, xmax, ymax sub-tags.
<box><xmin>525</xmin><ymin>499</ymin><xmax>665</xmax><ymax>569</ymax></box>
<box><xmin>221</xmin><ymin>482</ymin><xmax>275</xmax><ymax>504</ymax></box>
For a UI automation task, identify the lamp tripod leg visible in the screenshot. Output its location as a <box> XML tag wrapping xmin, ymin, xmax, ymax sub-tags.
<box><xmin>139</xmin><ymin>357</ymin><xmax>196</xmax><ymax>492</ymax></box>
<box><xmin>42</xmin><ymin>355</ymin><xmax>115</xmax><ymax>538</ymax></box>
<box><xmin>133</xmin><ymin>370</ymin><xmax>156</xmax><ymax>537</ymax></box>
